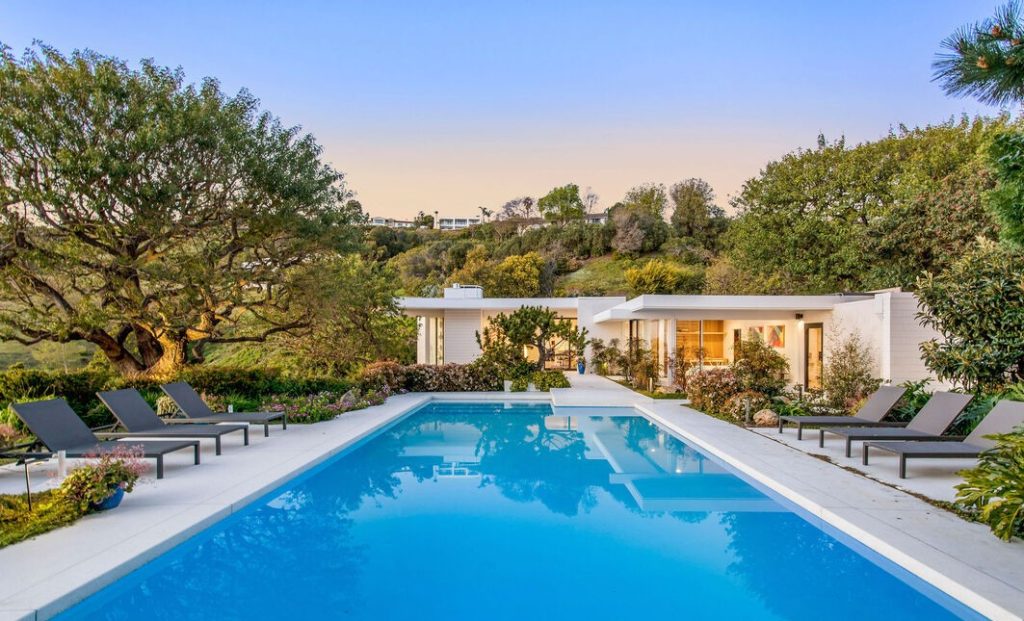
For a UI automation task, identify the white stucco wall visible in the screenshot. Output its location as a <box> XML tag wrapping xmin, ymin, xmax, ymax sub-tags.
<box><xmin>829</xmin><ymin>292</ymin><xmax>943</xmax><ymax>386</ymax></box>
<box><xmin>577</xmin><ymin>297</ymin><xmax>627</xmax><ymax>361</ymax></box>
<box><xmin>886</xmin><ymin>292</ymin><xmax>942</xmax><ymax>385</ymax></box>
<box><xmin>442</xmin><ymin>309</ymin><xmax>483</xmax><ymax>364</ymax></box>
<box><xmin>829</xmin><ymin>298</ymin><xmax>885</xmax><ymax>379</ymax></box>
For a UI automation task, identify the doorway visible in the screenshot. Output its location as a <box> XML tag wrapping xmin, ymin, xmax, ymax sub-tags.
<box><xmin>805</xmin><ymin>323</ymin><xmax>823</xmax><ymax>390</ymax></box>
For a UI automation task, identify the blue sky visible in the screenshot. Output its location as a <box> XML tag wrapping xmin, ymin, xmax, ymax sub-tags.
<box><xmin>1</xmin><ymin>1</ymin><xmax>1007</xmax><ymax>217</ymax></box>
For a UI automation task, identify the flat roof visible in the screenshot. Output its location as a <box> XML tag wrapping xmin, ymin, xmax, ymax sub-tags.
<box><xmin>398</xmin><ymin>293</ymin><xmax>880</xmax><ymax>320</ymax></box>
<box><xmin>592</xmin><ymin>294</ymin><xmax>874</xmax><ymax>323</ymax></box>
<box><xmin>398</xmin><ymin>297</ymin><xmax>580</xmax><ymax>312</ymax></box>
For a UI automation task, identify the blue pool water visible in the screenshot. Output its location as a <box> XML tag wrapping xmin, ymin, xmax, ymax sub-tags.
<box><xmin>58</xmin><ymin>402</ymin><xmax>983</xmax><ymax>620</ymax></box>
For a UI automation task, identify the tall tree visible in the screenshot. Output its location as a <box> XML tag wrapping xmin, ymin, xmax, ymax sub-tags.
<box><xmin>934</xmin><ymin>1</ymin><xmax>1024</xmax><ymax>106</ymax></box>
<box><xmin>0</xmin><ymin>45</ymin><xmax>361</xmax><ymax>376</ymax></box>
<box><xmin>725</xmin><ymin>119</ymin><xmax>1006</xmax><ymax>293</ymax></box>
<box><xmin>537</xmin><ymin>184</ymin><xmax>585</xmax><ymax>223</ymax></box>
<box><xmin>283</xmin><ymin>256</ymin><xmax>416</xmax><ymax>374</ymax></box>
<box><xmin>500</xmin><ymin>196</ymin><xmax>534</xmax><ymax>220</ymax></box>
<box><xmin>622</xmin><ymin>183</ymin><xmax>668</xmax><ymax>217</ymax></box>
<box><xmin>669</xmin><ymin>178</ymin><xmax>727</xmax><ymax>248</ymax></box>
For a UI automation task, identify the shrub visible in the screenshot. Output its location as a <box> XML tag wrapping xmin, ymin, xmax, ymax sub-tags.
<box><xmin>822</xmin><ymin>331</ymin><xmax>882</xmax><ymax>411</ymax></box>
<box><xmin>731</xmin><ymin>338</ymin><xmax>789</xmax><ymax>396</ymax></box>
<box><xmin>624</xmin><ymin>259</ymin><xmax>704</xmax><ymax>296</ymax></box>
<box><xmin>916</xmin><ymin>241</ymin><xmax>1024</xmax><ymax>390</ymax></box>
<box><xmin>510</xmin><ymin>370</ymin><xmax>572</xmax><ymax>392</ymax></box>
<box><xmin>60</xmin><ymin>446</ymin><xmax>147</xmax><ymax>513</ymax></box>
<box><xmin>723</xmin><ymin>390</ymin><xmax>770</xmax><ymax>422</ymax></box>
<box><xmin>956</xmin><ymin>432</ymin><xmax>1024</xmax><ymax>541</ymax></box>
<box><xmin>262</xmin><ymin>387</ymin><xmax>388</xmax><ymax>424</ymax></box>
<box><xmin>589</xmin><ymin>338</ymin><xmax>627</xmax><ymax>376</ymax></box>
<box><xmin>622</xmin><ymin>338</ymin><xmax>660</xmax><ymax>390</ymax></box>
<box><xmin>357</xmin><ymin>362</ymin><xmax>502</xmax><ymax>393</ymax></box>
<box><xmin>0</xmin><ymin>422</ymin><xmax>21</xmax><ymax>447</ymax></box>
<box><xmin>686</xmin><ymin>368</ymin><xmax>741</xmax><ymax>415</ymax></box>
<box><xmin>889</xmin><ymin>379</ymin><xmax>933</xmax><ymax>423</ymax></box>
<box><xmin>356</xmin><ymin>361</ymin><xmax>407</xmax><ymax>392</ymax></box>
<box><xmin>1</xmin><ymin>489</ymin><xmax>85</xmax><ymax>549</ymax></box>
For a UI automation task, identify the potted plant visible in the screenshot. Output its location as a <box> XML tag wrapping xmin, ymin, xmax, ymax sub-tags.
<box><xmin>60</xmin><ymin>445</ymin><xmax>147</xmax><ymax>512</ymax></box>
<box><xmin>568</xmin><ymin>329</ymin><xmax>590</xmax><ymax>376</ymax></box>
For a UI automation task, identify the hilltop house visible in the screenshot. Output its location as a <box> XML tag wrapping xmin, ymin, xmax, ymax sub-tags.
<box><xmin>398</xmin><ymin>285</ymin><xmax>940</xmax><ymax>388</ymax></box>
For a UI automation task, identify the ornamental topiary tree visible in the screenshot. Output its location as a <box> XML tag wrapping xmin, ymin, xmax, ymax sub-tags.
<box><xmin>477</xmin><ymin>306</ymin><xmax>588</xmax><ymax>373</ymax></box>
<box><xmin>916</xmin><ymin>241</ymin><xmax>1024</xmax><ymax>390</ymax></box>
<box><xmin>0</xmin><ymin>45</ymin><xmax>361</xmax><ymax>376</ymax></box>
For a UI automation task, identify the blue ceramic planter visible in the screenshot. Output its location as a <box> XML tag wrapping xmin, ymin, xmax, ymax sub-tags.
<box><xmin>92</xmin><ymin>486</ymin><xmax>125</xmax><ymax>511</ymax></box>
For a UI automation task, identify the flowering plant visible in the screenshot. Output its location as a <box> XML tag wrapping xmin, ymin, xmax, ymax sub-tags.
<box><xmin>60</xmin><ymin>446</ymin><xmax>148</xmax><ymax>512</ymax></box>
<box><xmin>686</xmin><ymin>367</ymin><xmax>741</xmax><ymax>416</ymax></box>
<box><xmin>0</xmin><ymin>422</ymin><xmax>21</xmax><ymax>448</ymax></box>
<box><xmin>262</xmin><ymin>386</ymin><xmax>390</xmax><ymax>424</ymax></box>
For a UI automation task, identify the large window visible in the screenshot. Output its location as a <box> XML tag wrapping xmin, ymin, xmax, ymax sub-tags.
<box><xmin>675</xmin><ymin>320</ymin><xmax>726</xmax><ymax>366</ymax></box>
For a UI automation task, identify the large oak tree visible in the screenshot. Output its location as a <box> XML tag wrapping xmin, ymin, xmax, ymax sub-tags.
<box><xmin>0</xmin><ymin>45</ymin><xmax>362</xmax><ymax>376</ymax></box>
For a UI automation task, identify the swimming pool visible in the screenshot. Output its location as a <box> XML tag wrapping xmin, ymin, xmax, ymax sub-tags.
<box><xmin>57</xmin><ymin>402</ymin><xmax>983</xmax><ymax>620</ymax></box>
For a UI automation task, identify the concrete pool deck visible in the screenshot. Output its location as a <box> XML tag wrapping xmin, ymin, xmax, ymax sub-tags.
<box><xmin>0</xmin><ymin>377</ymin><xmax>1022</xmax><ymax>620</ymax></box>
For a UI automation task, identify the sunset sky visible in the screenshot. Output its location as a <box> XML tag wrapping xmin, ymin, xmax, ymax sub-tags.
<box><xmin>2</xmin><ymin>1</ymin><xmax>1007</xmax><ymax>219</ymax></box>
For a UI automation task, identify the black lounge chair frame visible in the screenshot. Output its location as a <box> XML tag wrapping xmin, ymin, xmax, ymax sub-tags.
<box><xmin>818</xmin><ymin>391</ymin><xmax>974</xmax><ymax>457</ymax></box>
<box><xmin>778</xmin><ymin>385</ymin><xmax>908</xmax><ymax>440</ymax></box>
<box><xmin>11</xmin><ymin>399</ymin><xmax>200</xmax><ymax>479</ymax></box>
<box><xmin>98</xmin><ymin>388</ymin><xmax>250</xmax><ymax>455</ymax></box>
<box><xmin>160</xmin><ymin>382</ymin><xmax>287</xmax><ymax>437</ymax></box>
<box><xmin>862</xmin><ymin>400</ymin><xmax>1024</xmax><ymax>478</ymax></box>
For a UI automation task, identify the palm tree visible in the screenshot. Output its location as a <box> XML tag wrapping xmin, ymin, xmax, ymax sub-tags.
<box><xmin>934</xmin><ymin>1</ymin><xmax>1024</xmax><ymax>106</ymax></box>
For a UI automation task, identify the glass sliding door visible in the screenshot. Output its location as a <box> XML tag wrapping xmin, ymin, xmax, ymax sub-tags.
<box><xmin>805</xmin><ymin>323</ymin><xmax>823</xmax><ymax>389</ymax></box>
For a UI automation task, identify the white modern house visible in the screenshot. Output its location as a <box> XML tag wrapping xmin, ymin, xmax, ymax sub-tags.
<box><xmin>368</xmin><ymin>216</ymin><xmax>416</xmax><ymax>228</ymax></box>
<box><xmin>436</xmin><ymin>216</ymin><xmax>482</xmax><ymax>230</ymax></box>
<box><xmin>399</xmin><ymin>285</ymin><xmax>940</xmax><ymax>388</ymax></box>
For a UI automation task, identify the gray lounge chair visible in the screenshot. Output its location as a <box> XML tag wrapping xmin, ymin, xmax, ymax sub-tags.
<box><xmin>161</xmin><ymin>382</ymin><xmax>287</xmax><ymax>437</ymax></box>
<box><xmin>98</xmin><ymin>389</ymin><xmax>250</xmax><ymax>455</ymax></box>
<box><xmin>778</xmin><ymin>385</ymin><xmax>907</xmax><ymax>440</ymax></box>
<box><xmin>10</xmin><ymin>398</ymin><xmax>200</xmax><ymax>479</ymax></box>
<box><xmin>819</xmin><ymin>391</ymin><xmax>973</xmax><ymax>457</ymax></box>
<box><xmin>863</xmin><ymin>400</ymin><xmax>1024</xmax><ymax>478</ymax></box>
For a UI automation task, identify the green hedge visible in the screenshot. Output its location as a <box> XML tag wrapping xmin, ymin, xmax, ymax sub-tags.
<box><xmin>0</xmin><ymin>367</ymin><xmax>352</xmax><ymax>429</ymax></box>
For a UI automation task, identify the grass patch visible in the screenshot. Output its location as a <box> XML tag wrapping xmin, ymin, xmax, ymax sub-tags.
<box><xmin>0</xmin><ymin>490</ymin><xmax>84</xmax><ymax>549</ymax></box>
<box><xmin>556</xmin><ymin>255</ymin><xmax>640</xmax><ymax>296</ymax></box>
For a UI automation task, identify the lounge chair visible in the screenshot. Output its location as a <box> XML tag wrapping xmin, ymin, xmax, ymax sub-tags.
<box><xmin>818</xmin><ymin>391</ymin><xmax>973</xmax><ymax>457</ymax></box>
<box><xmin>98</xmin><ymin>388</ymin><xmax>250</xmax><ymax>455</ymax></box>
<box><xmin>863</xmin><ymin>400</ymin><xmax>1024</xmax><ymax>478</ymax></box>
<box><xmin>778</xmin><ymin>385</ymin><xmax>907</xmax><ymax>440</ymax></box>
<box><xmin>161</xmin><ymin>382</ymin><xmax>287</xmax><ymax>437</ymax></box>
<box><xmin>11</xmin><ymin>398</ymin><xmax>200</xmax><ymax>479</ymax></box>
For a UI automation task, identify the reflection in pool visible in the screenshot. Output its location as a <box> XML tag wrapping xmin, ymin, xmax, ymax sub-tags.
<box><xmin>57</xmin><ymin>402</ymin><xmax>982</xmax><ymax>620</ymax></box>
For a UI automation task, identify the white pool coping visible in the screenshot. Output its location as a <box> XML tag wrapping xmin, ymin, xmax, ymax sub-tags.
<box><xmin>1</xmin><ymin>380</ymin><xmax>1022</xmax><ymax>620</ymax></box>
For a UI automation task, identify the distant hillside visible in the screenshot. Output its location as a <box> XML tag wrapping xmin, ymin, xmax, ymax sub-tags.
<box><xmin>555</xmin><ymin>255</ymin><xmax>640</xmax><ymax>296</ymax></box>
<box><xmin>0</xmin><ymin>340</ymin><xmax>96</xmax><ymax>371</ymax></box>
